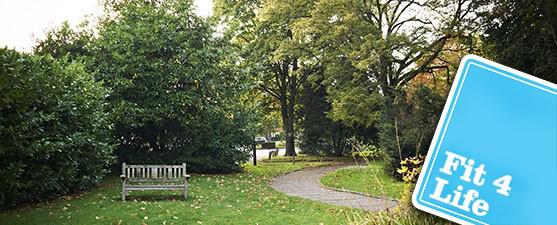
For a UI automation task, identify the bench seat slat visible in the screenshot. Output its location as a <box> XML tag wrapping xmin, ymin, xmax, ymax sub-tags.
<box><xmin>127</xmin><ymin>179</ymin><xmax>182</xmax><ymax>182</ymax></box>
<box><xmin>125</xmin><ymin>165</ymin><xmax>184</xmax><ymax>169</ymax></box>
<box><xmin>125</xmin><ymin>185</ymin><xmax>185</xmax><ymax>190</ymax></box>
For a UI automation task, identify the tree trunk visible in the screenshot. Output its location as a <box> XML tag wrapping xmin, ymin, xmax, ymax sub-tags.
<box><xmin>284</xmin><ymin>109</ymin><xmax>296</xmax><ymax>156</ymax></box>
<box><xmin>275</xmin><ymin>60</ymin><xmax>296</xmax><ymax>157</ymax></box>
<box><xmin>285</xmin><ymin>59</ymin><xmax>298</xmax><ymax>156</ymax></box>
<box><xmin>279</xmin><ymin>94</ymin><xmax>296</xmax><ymax>156</ymax></box>
<box><xmin>284</xmin><ymin>116</ymin><xmax>296</xmax><ymax>156</ymax></box>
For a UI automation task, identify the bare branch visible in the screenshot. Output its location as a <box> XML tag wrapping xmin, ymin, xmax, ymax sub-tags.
<box><xmin>295</xmin><ymin>64</ymin><xmax>322</xmax><ymax>91</ymax></box>
<box><xmin>397</xmin><ymin>36</ymin><xmax>450</xmax><ymax>87</ymax></box>
<box><xmin>257</xmin><ymin>84</ymin><xmax>281</xmax><ymax>100</ymax></box>
<box><xmin>390</xmin><ymin>17</ymin><xmax>433</xmax><ymax>34</ymax></box>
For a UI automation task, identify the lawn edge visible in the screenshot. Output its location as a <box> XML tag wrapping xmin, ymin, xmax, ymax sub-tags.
<box><xmin>318</xmin><ymin>166</ymin><xmax>400</xmax><ymax>202</ymax></box>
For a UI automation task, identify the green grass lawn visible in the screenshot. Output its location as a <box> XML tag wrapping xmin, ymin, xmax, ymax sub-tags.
<box><xmin>0</xmin><ymin>161</ymin><xmax>364</xmax><ymax>225</ymax></box>
<box><xmin>320</xmin><ymin>161</ymin><xmax>405</xmax><ymax>199</ymax></box>
<box><xmin>0</xmin><ymin>158</ymin><xmax>455</xmax><ymax>225</ymax></box>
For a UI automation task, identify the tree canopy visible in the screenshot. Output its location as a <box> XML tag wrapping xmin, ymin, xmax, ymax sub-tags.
<box><xmin>482</xmin><ymin>0</ymin><xmax>557</xmax><ymax>83</ymax></box>
<box><xmin>215</xmin><ymin>0</ymin><xmax>322</xmax><ymax>156</ymax></box>
<box><xmin>297</xmin><ymin>0</ymin><xmax>479</xmax><ymax>173</ymax></box>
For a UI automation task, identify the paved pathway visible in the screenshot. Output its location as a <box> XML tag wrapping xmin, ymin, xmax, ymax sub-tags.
<box><xmin>249</xmin><ymin>147</ymin><xmax>301</xmax><ymax>161</ymax></box>
<box><xmin>269</xmin><ymin>164</ymin><xmax>398</xmax><ymax>211</ymax></box>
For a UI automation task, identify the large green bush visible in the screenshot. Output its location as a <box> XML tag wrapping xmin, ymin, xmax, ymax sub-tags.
<box><xmin>87</xmin><ymin>0</ymin><xmax>255</xmax><ymax>173</ymax></box>
<box><xmin>0</xmin><ymin>48</ymin><xmax>114</xmax><ymax>209</ymax></box>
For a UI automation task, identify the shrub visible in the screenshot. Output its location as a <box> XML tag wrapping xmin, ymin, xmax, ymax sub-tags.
<box><xmin>351</xmin><ymin>141</ymin><xmax>383</xmax><ymax>161</ymax></box>
<box><xmin>0</xmin><ymin>48</ymin><xmax>114</xmax><ymax>209</ymax></box>
<box><xmin>398</xmin><ymin>155</ymin><xmax>426</xmax><ymax>208</ymax></box>
<box><xmin>87</xmin><ymin>0</ymin><xmax>255</xmax><ymax>173</ymax></box>
<box><xmin>397</xmin><ymin>155</ymin><xmax>426</xmax><ymax>183</ymax></box>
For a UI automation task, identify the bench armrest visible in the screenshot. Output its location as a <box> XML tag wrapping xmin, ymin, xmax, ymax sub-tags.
<box><xmin>120</xmin><ymin>174</ymin><xmax>127</xmax><ymax>181</ymax></box>
<box><xmin>183</xmin><ymin>174</ymin><xmax>191</xmax><ymax>181</ymax></box>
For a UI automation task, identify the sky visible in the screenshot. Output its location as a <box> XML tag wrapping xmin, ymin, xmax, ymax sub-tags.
<box><xmin>0</xmin><ymin>0</ymin><xmax>214</xmax><ymax>52</ymax></box>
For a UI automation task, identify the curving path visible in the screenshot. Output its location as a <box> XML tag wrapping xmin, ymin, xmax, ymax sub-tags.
<box><xmin>269</xmin><ymin>164</ymin><xmax>398</xmax><ymax>211</ymax></box>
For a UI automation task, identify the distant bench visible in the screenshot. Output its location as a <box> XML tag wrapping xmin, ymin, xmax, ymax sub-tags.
<box><xmin>268</xmin><ymin>149</ymin><xmax>279</xmax><ymax>159</ymax></box>
<box><xmin>121</xmin><ymin>163</ymin><xmax>190</xmax><ymax>201</ymax></box>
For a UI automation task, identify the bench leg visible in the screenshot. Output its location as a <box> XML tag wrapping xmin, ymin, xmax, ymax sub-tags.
<box><xmin>184</xmin><ymin>182</ymin><xmax>188</xmax><ymax>200</ymax></box>
<box><xmin>122</xmin><ymin>181</ymin><xmax>126</xmax><ymax>201</ymax></box>
<box><xmin>122</xmin><ymin>189</ymin><xmax>126</xmax><ymax>201</ymax></box>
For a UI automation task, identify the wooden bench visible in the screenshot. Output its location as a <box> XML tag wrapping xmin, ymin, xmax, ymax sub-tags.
<box><xmin>268</xmin><ymin>149</ymin><xmax>279</xmax><ymax>159</ymax></box>
<box><xmin>120</xmin><ymin>163</ymin><xmax>190</xmax><ymax>201</ymax></box>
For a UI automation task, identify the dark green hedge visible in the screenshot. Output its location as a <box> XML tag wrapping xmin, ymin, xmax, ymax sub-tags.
<box><xmin>0</xmin><ymin>48</ymin><xmax>114</xmax><ymax>209</ymax></box>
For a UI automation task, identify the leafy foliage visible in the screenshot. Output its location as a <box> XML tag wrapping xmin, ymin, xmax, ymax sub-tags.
<box><xmin>297</xmin><ymin>0</ymin><xmax>478</xmax><ymax>175</ymax></box>
<box><xmin>397</xmin><ymin>155</ymin><xmax>426</xmax><ymax>183</ymax></box>
<box><xmin>252</xmin><ymin>91</ymin><xmax>282</xmax><ymax>140</ymax></box>
<box><xmin>88</xmin><ymin>0</ymin><xmax>256</xmax><ymax>173</ymax></box>
<box><xmin>298</xmin><ymin>78</ymin><xmax>369</xmax><ymax>156</ymax></box>
<box><xmin>0</xmin><ymin>48</ymin><xmax>114</xmax><ymax>209</ymax></box>
<box><xmin>351</xmin><ymin>144</ymin><xmax>383</xmax><ymax>161</ymax></box>
<box><xmin>481</xmin><ymin>0</ymin><xmax>557</xmax><ymax>83</ymax></box>
<box><xmin>380</xmin><ymin>85</ymin><xmax>446</xmax><ymax>176</ymax></box>
<box><xmin>34</xmin><ymin>21</ymin><xmax>93</xmax><ymax>61</ymax></box>
<box><xmin>215</xmin><ymin>0</ymin><xmax>322</xmax><ymax>156</ymax></box>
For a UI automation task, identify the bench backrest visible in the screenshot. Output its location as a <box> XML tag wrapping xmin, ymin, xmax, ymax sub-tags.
<box><xmin>122</xmin><ymin>163</ymin><xmax>186</xmax><ymax>181</ymax></box>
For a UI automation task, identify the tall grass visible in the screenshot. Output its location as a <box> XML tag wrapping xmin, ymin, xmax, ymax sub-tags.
<box><xmin>346</xmin><ymin>206</ymin><xmax>455</xmax><ymax>225</ymax></box>
<box><xmin>321</xmin><ymin>161</ymin><xmax>455</xmax><ymax>225</ymax></box>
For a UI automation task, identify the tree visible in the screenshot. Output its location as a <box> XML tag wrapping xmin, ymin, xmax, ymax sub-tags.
<box><xmin>481</xmin><ymin>0</ymin><xmax>557</xmax><ymax>83</ymax></box>
<box><xmin>215</xmin><ymin>0</ymin><xmax>321</xmax><ymax>156</ymax></box>
<box><xmin>301</xmin><ymin>0</ymin><xmax>478</xmax><ymax>174</ymax></box>
<box><xmin>85</xmin><ymin>0</ymin><xmax>256</xmax><ymax>172</ymax></box>
<box><xmin>299</xmin><ymin>74</ymin><xmax>376</xmax><ymax>156</ymax></box>
<box><xmin>34</xmin><ymin>21</ymin><xmax>93</xmax><ymax>61</ymax></box>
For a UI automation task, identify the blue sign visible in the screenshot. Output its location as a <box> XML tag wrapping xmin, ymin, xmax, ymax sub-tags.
<box><xmin>413</xmin><ymin>55</ymin><xmax>557</xmax><ymax>225</ymax></box>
